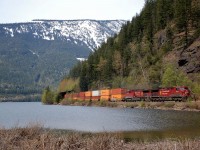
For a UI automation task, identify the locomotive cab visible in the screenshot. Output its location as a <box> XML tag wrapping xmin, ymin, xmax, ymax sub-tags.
<box><xmin>175</xmin><ymin>86</ymin><xmax>190</xmax><ymax>97</ymax></box>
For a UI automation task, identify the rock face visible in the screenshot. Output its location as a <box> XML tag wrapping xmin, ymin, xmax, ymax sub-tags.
<box><xmin>178</xmin><ymin>37</ymin><xmax>200</xmax><ymax>73</ymax></box>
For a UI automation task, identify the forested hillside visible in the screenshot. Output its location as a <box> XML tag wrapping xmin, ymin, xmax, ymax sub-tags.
<box><xmin>59</xmin><ymin>0</ymin><xmax>200</xmax><ymax>97</ymax></box>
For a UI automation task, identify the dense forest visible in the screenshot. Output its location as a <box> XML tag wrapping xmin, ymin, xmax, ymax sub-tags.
<box><xmin>58</xmin><ymin>0</ymin><xmax>200</xmax><ymax>97</ymax></box>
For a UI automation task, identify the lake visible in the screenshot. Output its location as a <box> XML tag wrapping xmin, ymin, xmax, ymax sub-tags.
<box><xmin>0</xmin><ymin>102</ymin><xmax>200</xmax><ymax>138</ymax></box>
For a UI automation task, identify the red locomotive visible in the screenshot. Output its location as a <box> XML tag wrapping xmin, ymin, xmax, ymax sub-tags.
<box><xmin>123</xmin><ymin>86</ymin><xmax>190</xmax><ymax>102</ymax></box>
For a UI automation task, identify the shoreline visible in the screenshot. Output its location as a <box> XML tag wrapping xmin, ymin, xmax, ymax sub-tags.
<box><xmin>60</xmin><ymin>99</ymin><xmax>200</xmax><ymax>112</ymax></box>
<box><xmin>0</xmin><ymin>94</ymin><xmax>41</xmax><ymax>102</ymax></box>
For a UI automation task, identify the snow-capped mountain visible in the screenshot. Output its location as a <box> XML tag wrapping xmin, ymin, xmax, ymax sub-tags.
<box><xmin>0</xmin><ymin>20</ymin><xmax>125</xmax><ymax>93</ymax></box>
<box><xmin>1</xmin><ymin>20</ymin><xmax>125</xmax><ymax>50</ymax></box>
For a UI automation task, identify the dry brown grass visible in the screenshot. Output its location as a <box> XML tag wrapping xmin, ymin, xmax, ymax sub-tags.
<box><xmin>0</xmin><ymin>126</ymin><xmax>124</xmax><ymax>150</ymax></box>
<box><xmin>124</xmin><ymin>102</ymin><xmax>139</xmax><ymax>108</ymax></box>
<box><xmin>164</xmin><ymin>102</ymin><xmax>175</xmax><ymax>108</ymax></box>
<box><xmin>1</xmin><ymin>126</ymin><xmax>200</xmax><ymax>150</ymax></box>
<box><xmin>184</xmin><ymin>101</ymin><xmax>199</xmax><ymax>109</ymax></box>
<box><xmin>126</xmin><ymin>139</ymin><xmax>200</xmax><ymax>150</ymax></box>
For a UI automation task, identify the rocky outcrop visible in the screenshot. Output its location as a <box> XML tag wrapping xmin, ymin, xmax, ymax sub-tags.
<box><xmin>178</xmin><ymin>37</ymin><xmax>200</xmax><ymax>73</ymax></box>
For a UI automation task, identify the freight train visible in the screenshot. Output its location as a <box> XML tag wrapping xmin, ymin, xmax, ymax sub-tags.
<box><xmin>64</xmin><ymin>86</ymin><xmax>190</xmax><ymax>102</ymax></box>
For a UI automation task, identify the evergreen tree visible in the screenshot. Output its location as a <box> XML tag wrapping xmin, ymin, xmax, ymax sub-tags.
<box><xmin>79</xmin><ymin>62</ymin><xmax>88</xmax><ymax>91</ymax></box>
<box><xmin>191</xmin><ymin>0</ymin><xmax>200</xmax><ymax>29</ymax></box>
<box><xmin>175</xmin><ymin>0</ymin><xmax>192</xmax><ymax>46</ymax></box>
<box><xmin>41</xmin><ymin>86</ymin><xmax>54</xmax><ymax>104</ymax></box>
<box><xmin>157</xmin><ymin>0</ymin><xmax>174</xmax><ymax>30</ymax></box>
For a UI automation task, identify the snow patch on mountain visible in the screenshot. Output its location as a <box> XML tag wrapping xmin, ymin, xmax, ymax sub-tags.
<box><xmin>77</xmin><ymin>58</ymin><xmax>87</xmax><ymax>61</ymax></box>
<box><xmin>0</xmin><ymin>20</ymin><xmax>126</xmax><ymax>51</ymax></box>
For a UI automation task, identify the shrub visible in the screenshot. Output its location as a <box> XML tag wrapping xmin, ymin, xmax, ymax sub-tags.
<box><xmin>99</xmin><ymin>101</ymin><xmax>107</xmax><ymax>107</ymax></box>
<box><xmin>61</xmin><ymin>99</ymin><xmax>76</xmax><ymax>105</ymax></box>
<box><xmin>150</xmin><ymin>102</ymin><xmax>164</xmax><ymax>108</ymax></box>
<box><xmin>86</xmin><ymin>100</ymin><xmax>92</xmax><ymax>106</ymax></box>
<box><xmin>107</xmin><ymin>102</ymin><xmax>118</xmax><ymax>107</ymax></box>
<box><xmin>140</xmin><ymin>101</ymin><xmax>146</xmax><ymax>107</ymax></box>
<box><xmin>185</xmin><ymin>102</ymin><xmax>199</xmax><ymax>109</ymax></box>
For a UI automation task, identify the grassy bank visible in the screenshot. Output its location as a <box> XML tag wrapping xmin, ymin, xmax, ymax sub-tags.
<box><xmin>0</xmin><ymin>125</ymin><xmax>200</xmax><ymax>150</ymax></box>
<box><xmin>60</xmin><ymin>99</ymin><xmax>200</xmax><ymax>112</ymax></box>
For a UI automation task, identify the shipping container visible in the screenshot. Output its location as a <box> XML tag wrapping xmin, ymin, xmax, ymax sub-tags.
<box><xmin>79</xmin><ymin>92</ymin><xmax>85</xmax><ymax>97</ymax></box>
<box><xmin>111</xmin><ymin>88</ymin><xmax>127</xmax><ymax>95</ymax></box>
<box><xmin>68</xmin><ymin>94</ymin><xmax>73</xmax><ymax>100</ymax></box>
<box><xmin>78</xmin><ymin>96</ymin><xmax>85</xmax><ymax>101</ymax></box>
<box><xmin>85</xmin><ymin>96</ymin><xmax>91</xmax><ymax>101</ymax></box>
<box><xmin>100</xmin><ymin>95</ymin><xmax>110</xmax><ymax>101</ymax></box>
<box><xmin>85</xmin><ymin>91</ymin><xmax>92</xmax><ymax>97</ymax></box>
<box><xmin>91</xmin><ymin>96</ymin><xmax>100</xmax><ymax>101</ymax></box>
<box><xmin>92</xmin><ymin>90</ymin><xmax>100</xmax><ymax>96</ymax></box>
<box><xmin>64</xmin><ymin>93</ymin><xmax>71</xmax><ymax>99</ymax></box>
<box><xmin>78</xmin><ymin>92</ymin><xmax>85</xmax><ymax>100</ymax></box>
<box><xmin>100</xmin><ymin>89</ymin><xmax>110</xmax><ymax>96</ymax></box>
<box><xmin>72</xmin><ymin>93</ymin><xmax>79</xmax><ymax>100</ymax></box>
<box><xmin>111</xmin><ymin>94</ymin><xmax>124</xmax><ymax>101</ymax></box>
<box><xmin>64</xmin><ymin>94</ymin><xmax>68</xmax><ymax>99</ymax></box>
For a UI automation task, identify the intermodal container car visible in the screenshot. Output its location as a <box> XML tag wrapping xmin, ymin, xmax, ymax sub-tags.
<box><xmin>85</xmin><ymin>91</ymin><xmax>92</xmax><ymax>97</ymax></box>
<box><xmin>111</xmin><ymin>88</ymin><xmax>127</xmax><ymax>95</ymax></box>
<box><xmin>91</xmin><ymin>96</ymin><xmax>100</xmax><ymax>101</ymax></box>
<box><xmin>78</xmin><ymin>92</ymin><xmax>85</xmax><ymax>100</ymax></box>
<box><xmin>100</xmin><ymin>89</ymin><xmax>110</xmax><ymax>96</ymax></box>
<box><xmin>84</xmin><ymin>91</ymin><xmax>92</xmax><ymax>100</ymax></box>
<box><xmin>100</xmin><ymin>95</ymin><xmax>110</xmax><ymax>101</ymax></box>
<box><xmin>64</xmin><ymin>93</ymin><xmax>68</xmax><ymax>99</ymax></box>
<box><xmin>111</xmin><ymin>94</ymin><xmax>124</xmax><ymax>101</ymax></box>
<box><xmin>92</xmin><ymin>90</ymin><xmax>100</xmax><ymax>96</ymax></box>
<box><xmin>72</xmin><ymin>93</ymin><xmax>79</xmax><ymax>100</ymax></box>
<box><xmin>85</xmin><ymin>97</ymin><xmax>91</xmax><ymax>100</ymax></box>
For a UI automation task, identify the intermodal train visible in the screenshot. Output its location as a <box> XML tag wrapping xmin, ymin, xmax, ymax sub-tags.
<box><xmin>64</xmin><ymin>86</ymin><xmax>190</xmax><ymax>102</ymax></box>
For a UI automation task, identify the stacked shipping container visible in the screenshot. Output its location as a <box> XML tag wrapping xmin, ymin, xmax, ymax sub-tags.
<box><xmin>92</xmin><ymin>90</ymin><xmax>100</xmax><ymax>100</ymax></box>
<box><xmin>79</xmin><ymin>92</ymin><xmax>85</xmax><ymax>100</ymax></box>
<box><xmin>111</xmin><ymin>88</ymin><xmax>127</xmax><ymax>101</ymax></box>
<box><xmin>72</xmin><ymin>93</ymin><xmax>79</xmax><ymax>100</ymax></box>
<box><xmin>85</xmin><ymin>91</ymin><xmax>92</xmax><ymax>100</ymax></box>
<box><xmin>100</xmin><ymin>89</ymin><xmax>110</xmax><ymax>101</ymax></box>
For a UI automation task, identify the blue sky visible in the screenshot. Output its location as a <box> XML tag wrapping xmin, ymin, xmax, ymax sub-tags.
<box><xmin>0</xmin><ymin>0</ymin><xmax>145</xmax><ymax>23</ymax></box>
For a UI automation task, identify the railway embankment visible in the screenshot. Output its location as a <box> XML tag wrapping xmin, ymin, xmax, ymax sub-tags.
<box><xmin>60</xmin><ymin>99</ymin><xmax>200</xmax><ymax>112</ymax></box>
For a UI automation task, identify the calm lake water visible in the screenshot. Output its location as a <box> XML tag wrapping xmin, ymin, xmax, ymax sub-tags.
<box><xmin>0</xmin><ymin>102</ymin><xmax>200</xmax><ymax>135</ymax></box>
